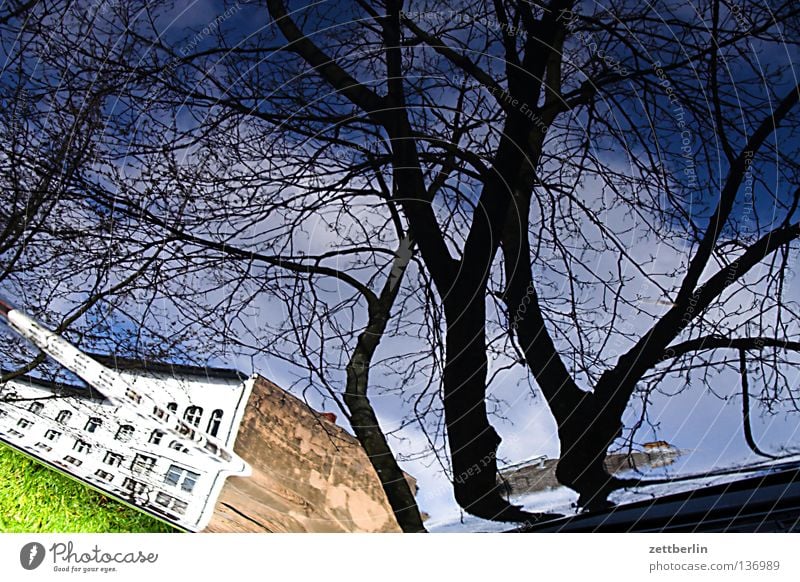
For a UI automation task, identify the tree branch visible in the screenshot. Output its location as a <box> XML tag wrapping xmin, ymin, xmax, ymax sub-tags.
<box><xmin>598</xmin><ymin>220</ymin><xmax>800</xmax><ymax>411</ymax></box>
<box><xmin>662</xmin><ymin>335</ymin><xmax>800</xmax><ymax>361</ymax></box>
<box><xmin>676</xmin><ymin>82</ymin><xmax>800</xmax><ymax>302</ymax></box>
<box><xmin>739</xmin><ymin>348</ymin><xmax>780</xmax><ymax>460</ymax></box>
<box><xmin>265</xmin><ymin>0</ymin><xmax>388</xmax><ymax>124</ymax></box>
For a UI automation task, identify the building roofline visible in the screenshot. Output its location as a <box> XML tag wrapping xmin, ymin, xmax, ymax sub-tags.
<box><xmin>84</xmin><ymin>353</ymin><xmax>247</xmax><ymax>382</ymax></box>
<box><xmin>0</xmin><ymin>369</ymin><xmax>106</xmax><ymax>401</ymax></box>
<box><xmin>2</xmin><ymin>354</ymin><xmax>247</xmax><ymax>398</ymax></box>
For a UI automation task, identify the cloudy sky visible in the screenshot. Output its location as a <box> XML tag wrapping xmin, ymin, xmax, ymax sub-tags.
<box><xmin>2</xmin><ymin>0</ymin><xmax>800</xmax><ymax>529</ymax></box>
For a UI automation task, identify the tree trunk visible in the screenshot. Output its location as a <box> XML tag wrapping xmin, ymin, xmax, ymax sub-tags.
<box><xmin>343</xmin><ymin>236</ymin><xmax>427</xmax><ymax>532</ymax></box>
<box><xmin>344</xmin><ymin>366</ymin><xmax>427</xmax><ymax>532</ymax></box>
<box><xmin>442</xmin><ymin>288</ymin><xmax>533</xmax><ymax>521</ymax></box>
<box><xmin>501</xmin><ymin>190</ymin><xmax>628</xmax><ymax>508</ymax></box>
<box><xmin>553</xmin><ymin>392</ymin><xmax>630</xmax><ymax>508</ymax></box>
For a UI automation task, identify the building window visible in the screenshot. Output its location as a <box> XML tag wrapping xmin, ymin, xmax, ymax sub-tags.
<box><xmin>122</xmin><ymin>477</ymin><xmax>147</xmax><ymax>494</ymax></box>
<box><xmin>132</xmin><ymin>454</ymin><xmax>156</xmax><ymax>474</ymax></box>
<box><xmin>0</xmin><ymin>410</ymin><xmax>6</xmax><ymax>418</ymax></box>
<box><xmin>98</xmin><ymin>370</ymin><xmax>115</xmax><ymax>389</ymax></box>
<box><xmin>17</xmin><ymin>418</ymin><xmax>33</xmax><ymax>429</ymax></box>
<box><xmin>44</xmin><ymin>429</ymin><xmax>61</xmax><ymax>441</ymax></box>
<box><xmin>177</xmin><ymin>423</ymin><xmax>195</xmax><ymax>440</ymax></box>
<box><xmin>207</xmin><ymin>409</ymin><xmax>223</xmax><ymax>437</ymax></box>
<box><xmin>95</xmin><ymin>470</ymin><xmax>113</xmax><ymax>482</ymax></box>
<box><xmin>85</xmin><ymin>417</ymin><xmax>102</xmax><ymax>433</ymax></box>
<box><xmin>149</xmin><ymin>430</ymin><xmax>165</xmax><ymax>445</ymax></box>
<box><xmin>125</xmin><ymin>387</ymin><xmax>142</xmax><ymax>404</ymax></box>
<box><xmin>164</xmin><ymin>464</ymin><xmax>200</xmax><ymax>493</ymax></box>
<box><xmin>7</xmin><ymin>429</ymin><xmax>24</xmax><ymax>438</ymax></box>
<box><xmin>28</xmin><ymin>401</ymin><xmax>44</xmax><ymax>414</ymax></box>
<box><xmin>168</xmin><ymin>440</ymin><xmax>189</xmax><ymax>453</ymax></box>
<box><xmin>63</xmin><ymin>456</ymin><xmax>82</xmax><ymax>467</ymax></box>
<box><xmin>115</xmin><ymin>425</ymin><xmax>134</xmax><ymax>442</ymax></box>
<box><xmin>73</xmin><ymin>355</ymin><xmax>88</xmax><ymax>374</ymax></box>
<box><xmin>155</xmin><ymin>493</ymin><xmax>187</xmax><ymax>515</ymax></box>
<box><xmin>103</xmin><ymin>452</ymin><xmax>124</xmax><ymax>467</ymax></box>
<box><xmin>73</xmin><ymin>439</ymin><xmax>91</xmax><ymax>454</ymax></box>
<box><xmin>34</xmin><ymin>442</ymin><xmax>52</xmax><ymax>452</ymax></box>
<box><xmin>167</xmin><ymin>402</ymin><xmax>177</xmax><ymax>413</ymax></box>
<box><xmin>56</xmin><ymin>410</ymin><xmax>72</xmax><ymax>425</ymax></box>
<box><xmin>184</xmin><ymin>406</ymin><xmax>203</xmax><ymax>427</ymax></box>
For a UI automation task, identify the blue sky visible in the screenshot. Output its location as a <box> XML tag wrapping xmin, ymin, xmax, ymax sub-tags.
<box><xmin>2</xmin><ymin>0</ymin><xmax>800</xmax><ymax>528</ymax></box>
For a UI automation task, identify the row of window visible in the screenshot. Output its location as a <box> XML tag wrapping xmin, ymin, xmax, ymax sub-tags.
<box><xmin>155</xmin><ymin>492</ymin><xmax>188</xmax><ymax>515</ymax></box>
<box><xmin>26</xmin><ymin>402</ymin><xmax>225</xmax><ymax>437</ymax></box>
<box><xmin>101</xmin><ymin>452</ymin><xmax>199</xmax><ymax>494</ymax></box>
<box><xmin>146</xmin><ymin>430</ymin><xmax>188</xmax><ymax>452</ymax></box>
<box><xmin>172</xmin><ymin>405</ymin><xmax>224</xmax><ymax>436</ymax></box>
<box><xmin>8</xmin><ymin>405</ymin><xmax>224</xmax><ymax>446</ymax></box>
<box><xmin>24</xmin><ymin>424</ymin><xmax>191</xmax><ymax>458</ymax></box>
<box><xmin>36</xmin><ymin>421</ymin><xmax>134</xmax><ymax>442</ymax></box>
<box><xmin>7</xmin><ymin>422</ymin><xmax>201</xmax><ymax>494</ymax></box>
<box><xmin>49</xmin><ymin>450</ymin><xmax>200</xmax><ymax>504</ymax></box>
<box><xmin>112</xmin><ymin>476</ymin><xmax>188</xmax><ymax>515</ymax></box>
<box><xmin>118</xmin><ymin>468</ymin><xmax>198</xmax><ymax>516</ymax></box>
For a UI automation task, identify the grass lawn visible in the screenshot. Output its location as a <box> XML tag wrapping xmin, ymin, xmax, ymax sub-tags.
<box><xmin>0</xmin><ymin>443</ymin><xmax>176</xmax><ymax>533</ymax></box>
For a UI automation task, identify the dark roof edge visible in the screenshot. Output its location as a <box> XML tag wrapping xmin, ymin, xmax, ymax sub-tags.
<box><xmin>2</xmin><ymin>354</ymin><xmax>247</xmax><ymax>392</ymax></box>
<box><xmin>0</xmin><ymin>369</ymin><xmax>106</xmax><ymax>401</ymax></box>
<box><xmin>85</xmin><ymin>353</ymin><xmax>247</xmax><ymax>381</ymax></box>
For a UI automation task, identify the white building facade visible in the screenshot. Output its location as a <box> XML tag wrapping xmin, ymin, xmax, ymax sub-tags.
<box><xmin>0</xmin><ymin>360</ymin><xmax>254</xmax><ymax>531</ymax></box>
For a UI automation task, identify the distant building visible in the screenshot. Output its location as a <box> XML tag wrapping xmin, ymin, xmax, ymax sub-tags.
<box><xmin>513</xmin><ymin>459</ymin><xmax>800</xmax><ymax>532</ymax></box>
<box><xmin>0</xmin><ymin>356</ymin><xmax>403</xmax><ymax>532</ymax></box>
<box><xmin>499</xmin><ymin>446</ymin><xmax>682</xmax><ymax>496</ymax></box>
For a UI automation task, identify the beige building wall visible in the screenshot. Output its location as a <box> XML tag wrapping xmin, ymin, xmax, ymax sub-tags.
<box><xmin>205</xmin><ymin>376</ymin><xmax>401</xmax><ymax>533</ymax></box>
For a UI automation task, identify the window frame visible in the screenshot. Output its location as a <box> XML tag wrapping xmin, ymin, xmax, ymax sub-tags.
<box><xmin>85</xmin><ymin>417</ymin><xmax>102</xmax><ymax>433</ymax></box>
<box><xmin>63</xmin><ymin>455</ymin><xmax>82</xmax><ymax>467</ymax></box>
<box><xmin>207</xmin><ymin>409</ymin><xmax>224</xmax><ymax>437</ymax></box>
<box><xmin>184</xmin><ymin>406</ymin><xmax>203</xmax><ymax>427</ymax></box>
<box><xmin>149</xmin><ymin>430</ymin><xmax>165</xmax><ymax>445</ymax></box>
<box><xmin>114</xmin><ymin>424</ymin><xmax>135</xmax><ymax>442</ymax></box>
<box><xmin>94</xmin><ymin>469</ymin><xmax>114</xmax><ymax>482</ymax></box>
<box><xmin>44</xmin><ymin>429</ymin><xmax>61</xmax><ymax>441</ymax></box>
<box><xmin>103</xmin><ymin>451</ymin><xmax>124</xmax><ymax>467</ymax></box>
<box><xmin>122</xmin><ymin>477</ymin><xmax>147</xmax><ymax>494</ymax></box>
<box><xmin>55</xmin><ymin>410</ymin><xmax>72</xmax><ymax>425</ymax></box>
<box><xmin>131</xmin><ymin>453</ymin><xmax>156</xmax><ymax>474</ymax></box>
<box><xmin>164</xmin><ymin>464</ymin><xmax>201</xmax><ymax>493</ymax></box>
<box><xmin>73</xmin><ymin>439</ymin><xmax>92</xmax><ymax>454</ymax></box>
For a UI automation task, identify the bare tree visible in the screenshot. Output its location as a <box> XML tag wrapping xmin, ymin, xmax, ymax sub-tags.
<box><xmin>3</xmin><ymin>0</ymin><xmax>800</xmax><ymax>529</ymax></box>
<box><xmin>3</xmin><ymin>0</ymin><xmax>433</xmax><ymax>531</ymax></box>
<box><xmin>257</xmin><ymin>0</ymin><xmax>800</xmax><ymax>515</ymax></box>
<box><xmin>1</xmin><ymin>3</ymin><xmax>197</xmax><ymax>390</ymax></box>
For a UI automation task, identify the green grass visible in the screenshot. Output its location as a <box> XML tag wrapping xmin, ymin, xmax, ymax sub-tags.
<box><xmin>0</xmin><ymin>443</ymin><xmax>176</xmax><ymax>533</ymax></box>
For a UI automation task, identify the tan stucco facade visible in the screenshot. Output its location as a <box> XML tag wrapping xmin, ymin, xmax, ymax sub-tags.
<box><xmin>205</xmin><ymin>376</ymin><xmax>401</xmax><ymax>532</ymax></box>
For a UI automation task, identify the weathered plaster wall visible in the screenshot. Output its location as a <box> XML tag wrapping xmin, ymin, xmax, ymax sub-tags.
<box><xmin>205</xmin><ymin>376</ymin><xmax>401</xmax><ymax>533</ymax></box>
